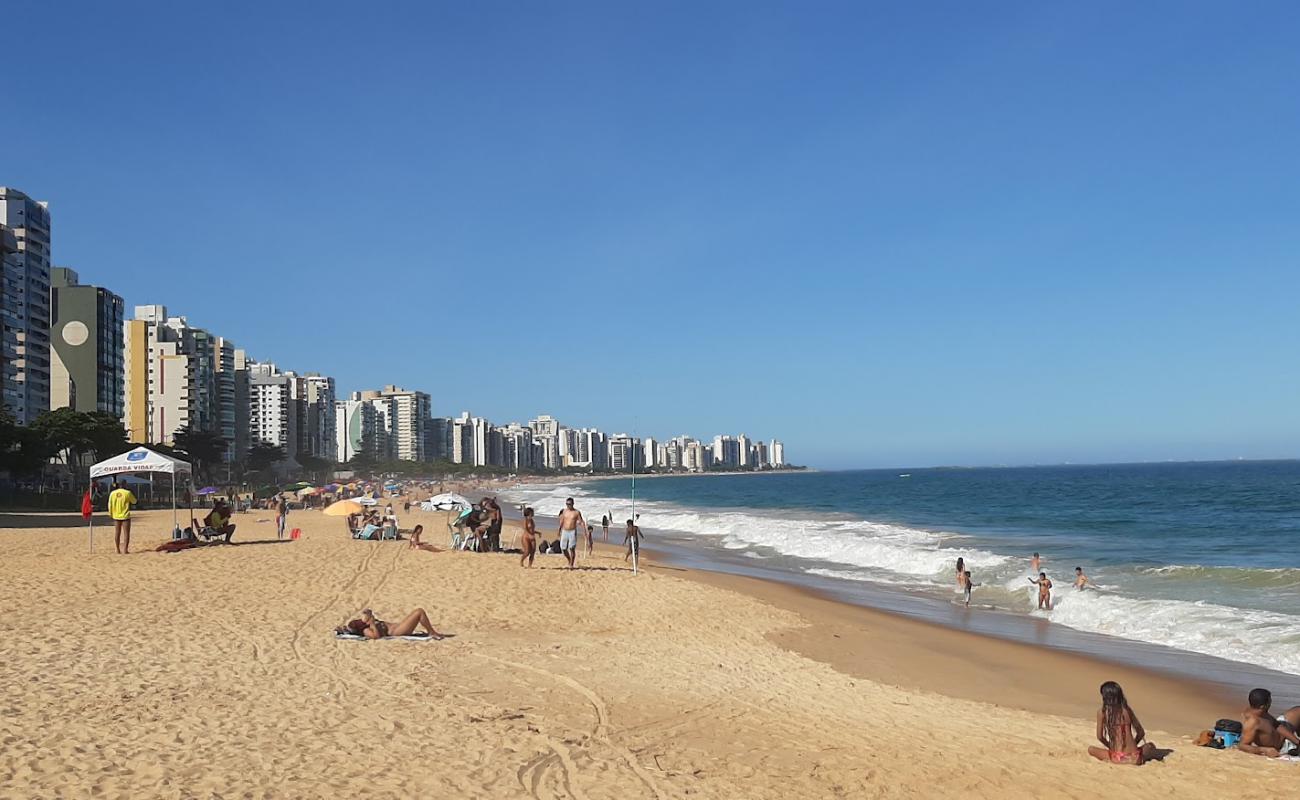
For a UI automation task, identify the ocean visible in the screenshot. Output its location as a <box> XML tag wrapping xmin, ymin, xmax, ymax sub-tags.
<box><xmin>503</xmin><ymin>461</ymin><xmax>1300</xmax><ymax>686</ymax></box>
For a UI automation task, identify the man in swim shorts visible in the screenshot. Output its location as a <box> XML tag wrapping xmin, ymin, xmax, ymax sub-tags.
<box><xmin>1238</xmin><ymin>688</ymin><xmax>1300</xmax><ymax>757</ymax></box>
<box><xmin>557</xmin><ymin>497</ymin><xmax>586</xmax><ymax>570</ymax></box>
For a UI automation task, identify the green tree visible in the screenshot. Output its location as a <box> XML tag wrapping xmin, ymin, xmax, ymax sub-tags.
<box><xmin>172</xmin><ymin>427</ymin><xmax>228</xmax><ymax>483</ymax></box>
<box><xmin>296</xmin><ymin>453</ymin><xmax>335</xmax><ymax>482</ymax></box>
<box><xmin>246</xmin><ymin>441</ymin><xmax>286</xmax><ymax>475</ymax></box>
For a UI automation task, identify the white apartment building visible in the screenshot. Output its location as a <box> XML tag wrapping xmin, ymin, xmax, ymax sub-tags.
<box><xmin>529</xmin><ymin>414</ymin><xmax>560</xmax><ymax>438</ymax></box>
<box><xmin>712</xmin><ymin>435</ymin><xmax>740</xmax><ymax>468</ymax></box>
<box><xmin>335</xmin><ymin>397</ymin><xmax>378</xmax><ymax>462</ymax></box>
<box><xmin>771</xmin><ymin>440</ymin><xmax>786</xmax><ymax>467</ymax></box>
<box><xmin>301</xmin><ymin>374</ymin><xmax>337</xmax><ymax>460</ymax></box>
<box><xmin>0</xmin><ymin>188</ymin><xmax>52</xmax><ymax>424</ymax></box>
<box><xmin>501</xmin><ymin>423</ymin><xmax>535</xmax><ymax>469</ymax></box>
<box><xmin>249</xmin><ymin>371</ymin><xmax>298</xmax><ymax>459</ymax></box>
<box><xmin>737</xmin><ymin>434</ymin><xmax>752</xmax><ymax>467</ymax></box>
<box><xmin>643</xmin><ymin>437</ymin><xmax>658</xmax><ymax>468</ymax></box>
<box><xmin>684</xmin><ymin>441</ymin><xmax>710</xmax><ymax>473</ymax></box>
<box><xmin>124</xmin><ymin>305</ymin><xmax>225</xmax><ymax>446</ymax></box>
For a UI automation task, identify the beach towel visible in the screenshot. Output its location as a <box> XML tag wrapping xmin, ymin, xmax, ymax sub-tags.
<box><xmin>333</xmin><ymin>631</ymin><xmax>436</xmax><ymax>641</ymax></box>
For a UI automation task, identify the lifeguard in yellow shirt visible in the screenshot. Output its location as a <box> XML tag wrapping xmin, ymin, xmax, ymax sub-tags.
<box><xmin>108</xmin><ymin>480</ymin><xmax>137</xmax><ymax>554</ymax></box>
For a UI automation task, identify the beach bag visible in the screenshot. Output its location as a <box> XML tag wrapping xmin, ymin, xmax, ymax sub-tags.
<box><xmin>1213</xmin><ymin>718</ymin><xmax>1242</xmax><ymax>747</ymax></box>
<box><xmin>290</xmin><ymin>527</ymin><xmax>301</xmax><ymax>540</ymax></box>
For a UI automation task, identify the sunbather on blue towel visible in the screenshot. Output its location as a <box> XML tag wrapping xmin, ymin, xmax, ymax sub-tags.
<box><xmin>335</xmin><ymin>608</ymin><xmax>444</xmax><ymax>639</ymax></box>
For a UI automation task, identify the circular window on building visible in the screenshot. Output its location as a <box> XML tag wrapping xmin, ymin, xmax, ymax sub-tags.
<box><xmin>62</xmin><ymin>320</ymin><xmax>89</xmax><ymax>346</ymax></box>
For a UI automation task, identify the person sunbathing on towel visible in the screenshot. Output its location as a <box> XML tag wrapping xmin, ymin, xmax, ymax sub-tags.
<box><xmin>336</xmin><ymin>608</ymin><xmax>444</xmax><ymax>639</ymax></box>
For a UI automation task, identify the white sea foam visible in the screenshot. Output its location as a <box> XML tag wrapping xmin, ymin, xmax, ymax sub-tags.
<box><xmin>502</xmin><ymin>482</ymin><xmax>1300</xmax><ymax>676</ymax></box>
<box><xmin>1040</xmin><ymin>588</ymin><xmax>1300</xmax><ymax>675</ymax></box>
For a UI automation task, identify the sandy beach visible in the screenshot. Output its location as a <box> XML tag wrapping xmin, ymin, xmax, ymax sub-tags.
<box><xmin>2</xmin><ymin>506</ymin><xmax>1295</xmax><ymax>799</ymax></box>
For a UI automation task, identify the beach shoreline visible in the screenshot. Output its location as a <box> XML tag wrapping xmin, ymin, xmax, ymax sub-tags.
<box><xmin>3</xmin><ymin>507</ymin><xmax>1295</xmax><ymax>798</ymax></box>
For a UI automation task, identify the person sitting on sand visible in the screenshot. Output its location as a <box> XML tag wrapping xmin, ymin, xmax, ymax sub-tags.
<box><xmin>336</xmin><ymin>608</ymin><xmax>444</xmax><ymax>640</ymax></box>
<box><xmin>520</xmin><ymin>507</ymin><xmax>538</xmax><ymax>567</ymax></box>
<box><xmin>204</xmin><ymin>501</ymin><xmax>237</xmax><ymax>543</ymax></box>
<box><xmin>624</xmin><ymin>519</ymin><xmax>643</xmax><ymax>563</ymax></box>
<box><xmin>1238</xmin><ymin>688</ymin><xmax>1300</xmax><ymax>757</ymax></box>
<box><xmin>1028</xmin><ymin>571</ymin><xmax>1052</xmax><ymax>609</ymax></box>
<box><xmin>1087</xmin><ymin>681</ymin><xmax>1157</xmax><ymax>765</ymax></box>
<box><xmin>408</xmin><ymin>524</ymin><xmax>424</xmax><ymax>549</ymax></box>
<box><xmin>1074</xmin><ymin>566</ymin><xmax>1092</xmax><ymax>590</ymax></box>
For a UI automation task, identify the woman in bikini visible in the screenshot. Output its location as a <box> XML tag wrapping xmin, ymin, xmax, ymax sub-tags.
<box><xmin>1087</xmin><ymin>681</ymin><xmax>1157</xmax><ymax>765</ymax></box>
<box><xmin>955</xmin><ymin>557</ymin><xmax>965</xmax><ymax>588</ymax></box>
<box><xmin>520</xmin><ymin>507</ymin><xmax>538</xmax><ymax>568</ymax></box>
<box><xmin>336</xmin><ymin>608</ymin><xmax>444</xmax><ymax>639</ymax></box>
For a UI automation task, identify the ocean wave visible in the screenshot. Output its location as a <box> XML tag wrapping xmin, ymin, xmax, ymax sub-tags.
<box><xmin>1041</xmin><ymin>588</ymin><xmax>1300</xmax><ymax>675</ymax></box>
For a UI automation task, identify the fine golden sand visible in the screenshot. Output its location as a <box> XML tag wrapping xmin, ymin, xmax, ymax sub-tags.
<box><xmin>2</xmin><ymin>507</ymin><xmax>1295</xmax><ymax>798</ymax></box>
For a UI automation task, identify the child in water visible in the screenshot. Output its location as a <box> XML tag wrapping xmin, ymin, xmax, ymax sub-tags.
<box><xmin>961</xmin><ymin>570</ymin><xmax>979</xmax><ymax>607</ymax></box>
<box><xmin>1029</xmin><ymin>571</ymin><xmax>1053</xmax><ymax>609</ymax></box>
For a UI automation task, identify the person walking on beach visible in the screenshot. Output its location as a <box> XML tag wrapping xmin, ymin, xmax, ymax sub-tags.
<box><xmin>1086</xmin><ymin>681</ymin><xmax>1157</xmax><ymax>765</ymax></box>
<box><xmin>1029</xmin><ymin>572</ymin><xmax>1053</xmax><ymax>609</ymax></box>
<box><xmin>108</xmin><ymin>480</ymin><xmax>137</xmax><ymax>555</ymax></box>
<box><xmin>585</xmin><ymin>524</ymin><xmax>595</xmax><ymax>558</ymax></box>
<box><xmin>275</xmin><ymin>495</ymin><xmax>289</xmax><ymax>540</ymax></box>
<box><xmin>557</xmin><ymin>498</ymin><xmax>586</xmax><ymax>569</ymax></box>
<box><xmin>520</xmin><ymin>507</ymin><xmax>538</xmax><ymax>567</ymax></box>
<box><xmin>601</xmin><ymin>514</ymin><xmax>610</xmax><ymax>543</ymax></box>
<box><xmin>624</xmin><ymin>518</ymin><xmax>644</xmax><ymax>563</ymax></box>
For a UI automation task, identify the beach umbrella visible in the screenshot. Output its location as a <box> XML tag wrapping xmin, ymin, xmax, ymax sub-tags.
<box><xmin>323</xmin><ymin>483</ymin><xmax>340</xmax><ymax>492</ymax></box>
<box><xmin>286</xmin><ymin>480</ymin><xmax>313</xmax><ymax>490</ymax></box>
<box><xmin>297</xmin><ymin>487</ymin><xmax>319</xmax><ymax>497</ymax></box>
<box><xmin>324</xmin><ymin>499</ymin><xmax>364</xmax><ymax>516</ymax></box>
<box><xmin>355</xmin><ymin>497</ymin><xmax>378</xmax><ymax>506</ymax></box>
<box><xmin>196</xmin><ymin>486</ymin><xmax>218</xmax><ymax>496</ymax></box>
<box><xmin>421</xmin><ymin>492</ymin><xmax>472</xmax><ymax>512</ymax></box>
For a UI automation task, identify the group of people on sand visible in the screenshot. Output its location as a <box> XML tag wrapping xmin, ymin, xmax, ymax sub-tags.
<box><xmin>517</xmin><ymin>497</ymin><xmax>643</xmax><ymax>569</ymax></box>
<box><xmin>1086</xmin><ymin>681</ymin><xmax>1300</xmax><ymax>766</ymax></box>
<box><xmin>954</xmin><ymin>551</ymin><xmax>1094</xmax><ymax>609</ymax></box>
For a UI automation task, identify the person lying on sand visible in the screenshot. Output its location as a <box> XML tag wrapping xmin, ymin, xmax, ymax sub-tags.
<box><xmin>336</xmin><ymin>608</ymin><xmax>444</xmax><ymax>640</ymax></box>
<box><xmin>1238</xmin><ymin>688</ymin><xmax>1300</xmax><ymax>757</ymax></box>
<box><xmin>1086</xmin><ymin>681</ymin><xmax>1157</xmax><ymax>765</ymax></box>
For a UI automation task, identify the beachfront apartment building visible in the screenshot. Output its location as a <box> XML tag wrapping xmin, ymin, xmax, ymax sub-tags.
<box><xmin>609</xmin><ymin>434</ymin><xmax>643</xmax><ymax>471</ymax></box>
<box><xmin>216</xmin><ymin>340</ymin><xmax>248</xmax><ymax>463</ymax></box>
<box><xmin>737</xmin><ymin>434</ymin><xmax>752</xmax><ymax>468</ymax></box>
<box><xmin>684</xmin><ymin>440</ymin><xmax>711</xmax><ymax>473</ymax></box>
<box><xmin>48</xmin><ymin>268</ymin><xmax>124</xmax><ymax>417</ymax></box>
<box><xmin>428</xmin><ymin>416</ymin><xmax>453</xmax><ymax>461</ymax></box>
<box><xmin>335</xmin><ymin>396</ymin><xmax>378</xmax><ymax>463</ymax></box>
<box><xmin>451</xmin><ymin>412</ymin><xmax>474</xmax><ymax>464</ymax></box>
<box><xmin>248</xmin><ymin>368</ymin><xmax>299</xmax><ymax>460</ymax></box>
<box><xmin>0</xmin><ymin>188</ymin><xmax>52</xmax><ymax>425</ymax></box>
<box><xmin>771</xmin><ymin>440</ymin><xmax>785</xmax><ymax>467</ymax></box>
<box><xmin>124</xmin><ymin>305</ymin><xmax>216</xmax><ymax>446</ymax></box>
<box><xmin>350</xmin><ymin>386</ymin><xmax>431</xmax><ymax>463</ymax></box>
<box><xmin>500</xmin><ymin>423</ymin><xmax>535</xmax><ymax>469</ymax></box>
<box><xmin>529</xmin><ymin>414</ymin><xmax>560</xmax><ymax>439</ymax></box>
<box><xmin>300</xmin><ymin>374</ymin><xmax>337</xmax><ymax>461</ymax></box>
<box><xmin>642</xmin><ymin>437</ymin><xmax>658</xmax><ymax>468</ymax></box>
<box><xmin>712</xmin><ymin>435</ymin><xmax>741</xmax><ymax>468</ymax></box>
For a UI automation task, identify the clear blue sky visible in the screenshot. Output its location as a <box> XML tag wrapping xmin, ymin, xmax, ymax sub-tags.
<box><xmin>9</xmin><ymin>2</ymin><xmax>1299</xmax><ymax>468</ymax></box>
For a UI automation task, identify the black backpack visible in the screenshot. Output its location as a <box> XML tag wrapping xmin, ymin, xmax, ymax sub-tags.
<box><xmin>1214</xmin><ymin>718</ymin><xmax>1243</xmax><ymax>735</ymax></box>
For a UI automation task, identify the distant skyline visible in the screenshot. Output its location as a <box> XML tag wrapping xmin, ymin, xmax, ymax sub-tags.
<box><xmin>8</xmin><ymin>2</ymin><xmax>1300</xmax><ymax>469</ymax></box>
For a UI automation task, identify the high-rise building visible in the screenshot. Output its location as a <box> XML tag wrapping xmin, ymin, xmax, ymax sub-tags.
<box><xmin>737</xmin><ymin>434</ymin><xmax>752</xmax><ymax>468</ymax></box>
<box><xmin>123</xmin><ymin>305</ymin><xmax>222</xmax><ymax>446</ymax></box>
<box><xmin>335</xmin><ymin>397</ymin><xmax>378</xmax><ymax>463</ymax></box>
<box><xmin>712</xmin><ymin>435</ymin><xmax>740</xmax><ymax>468</ymax></box>
<box><xmin>48</xmin><ymin>268</ymin><xmax>124</xmax><ymax>417</ymax></box>
<box><xmin>351</xmin><ymin>386</ymin><xmax>430</xmax><ymax>462</ymax></box>
<box><xmin>248</xmin><ymin>365</ymin><xmax>299</xmax><ymax>460</ymax></box>
<box><xmin>754</xmin><ymin>440</ymin><xmax>769</xmax><ymax>469</ymax></box>
<box><xmin>643</xmin><ymin>437</ymin><xmax>658</xmax><ymax>469</ymax></box>
<box><xmin>501</xmin><ymin>423</ymin><xmax>535</xmax><ymax>469</ymax></box>
<box><xmin>452</xmin><ymin>412</ymin><xmax>474</xmax><ymax>464</ymax></box>
<box><xmin>213</xmin><ymin>338</ymin><xmax>244</xmax><ymax>463</ymax></box>
<box><xmin>300</xmin><ymin>374</ymin><xmax>337</xmax><ymax>461</ymax></box>
<box><xmin>684</xmin><ymin>441</ymin><xmax>711</xmax><ymax>473</ymax></box>
<box><xmin>771</xmin><ymin>440</ymin><xmax>786</xmax><ymax>467</ymax></box>
<box><xmin>609</xmin><ymin>434</ymin><xmax>642</xmax><ymax>471</ymax></box>
<box><xmin>0</xmin><ymin>188</ymin><xmax>52</xmax><ymax>424</ymax></box>
<box><xmin>428</xmin><ymin>416</ymin><xmax>453</xmax><ymax>461</ymax></box>
<box><xmin>529</xmin><ymin>414</ymin><xmax>560</xmax><ymax>438</ymax></box>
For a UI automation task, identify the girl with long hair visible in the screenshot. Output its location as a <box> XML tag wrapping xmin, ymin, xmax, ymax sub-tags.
<box><xmin>1086</xmin><ymin>681</ymin><xmax>1157</xmax><ymax>765</ymax></box>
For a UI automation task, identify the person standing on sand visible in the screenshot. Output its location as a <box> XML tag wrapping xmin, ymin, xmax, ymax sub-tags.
<box><xmin>520</xmin><ymin>507</ymin><xmax>538</xmax><ymax>567</ymax></box>
<box><xmin>585</xmin><ymin>524</ymin><xmax>595</xmax><ymax>558</ymax></box>
<box><xmin>1029</xmin><ymin>572</ymin><xmax>1053</xmax><ymax>609</ymax></box>
<box><xmin>624</xmin><ymin>519</ymin><xmax>644</xmax><ymax>563</ymax></box>
<box><xmin>557</xmin><ymin>497</ymin><xmax>586</xmax><ymax>569</ymax></box>
<box><xmin>484</xmin><ymin>498</ymin><xmax>503</xmax><ymax>552</ymax></box>
<box><xmin>601</xmin><ymin>514</ymin><xmax>610</xmax><ymax>543</ymax></box>
<box><xmin>108</xmin><ymin>480</ymin><xmax>137</xmax><ymax>555</ymax></box>
<box><xmin>275</xmin><ymin>495</ymin><xmax>289</xmax><ymax>540</ymax></box>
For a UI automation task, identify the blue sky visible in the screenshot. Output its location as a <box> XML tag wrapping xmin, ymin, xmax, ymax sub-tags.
<box><xmin>8</xmin><ymin>2</ymin><xmax>1299</xmax><ymax>468</ymax></box>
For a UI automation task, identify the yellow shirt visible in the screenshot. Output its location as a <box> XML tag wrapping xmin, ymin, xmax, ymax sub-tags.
<box><xmin>108</xmin><ymin>488</ymin><xmax>136</xmax><ymax>520</ymax></box>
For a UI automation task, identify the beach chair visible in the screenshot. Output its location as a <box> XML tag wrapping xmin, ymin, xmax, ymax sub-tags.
<box><xmin>380</xmin><ymin>522</ymin><xmax>399</xmax><ymax>540</ymax></box>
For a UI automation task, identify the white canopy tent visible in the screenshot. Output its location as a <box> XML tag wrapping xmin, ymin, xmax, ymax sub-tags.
<box><xmin>89</xmin><ymin>446</ymin><xmax>195</xmax><ymax>552</ymax></box>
